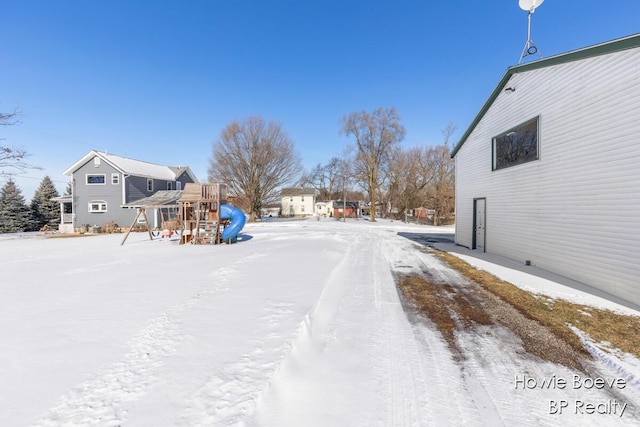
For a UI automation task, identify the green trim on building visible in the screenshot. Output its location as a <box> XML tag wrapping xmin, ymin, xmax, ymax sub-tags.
<box><xmin>451</xmin><ymin>33</ymin><xmax>640</xmax><ymax>158</ymax></box>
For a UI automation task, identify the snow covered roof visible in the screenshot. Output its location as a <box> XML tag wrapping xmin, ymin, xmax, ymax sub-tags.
<box><xmin>281</xmin><ymin>187</ymin><xmax>316</xmax><ymax>197</ymax></box>
<box><xmin>63</xmin><ymin>150</ymin><xmax>198</xmax><ymax>182</ymax></box>
<box><xmin>168</xmin><ymin>166</ymin><xmax>197</xmax><ymax>182</ymax></box>
<box><xmin>333</xmin><ymin>201</ymin><xmax>359</xmax><ymax>209</ymax></box>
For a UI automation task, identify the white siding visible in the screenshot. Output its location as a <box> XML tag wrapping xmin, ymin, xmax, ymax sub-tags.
<box><xmin>456</xmin><ymin>48</ymin><xmax>640</xmax><ymax>306</ymax></box>
<box><xmin>281</xmin><ymin>194</ymin><xmax>315</xmax><ymax>216</ymax></box>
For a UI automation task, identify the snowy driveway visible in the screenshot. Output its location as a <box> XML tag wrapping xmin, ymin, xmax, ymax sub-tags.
<box><xmin>1</xmin><ymin>219</ymin><xmax>638</xmax><ymax>426</ymax></box>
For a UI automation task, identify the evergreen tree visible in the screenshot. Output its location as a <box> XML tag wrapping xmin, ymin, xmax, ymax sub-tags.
<box><xmin>30</xmin><ymin>176</ymin><xmax>60</xmax><ymax>230</ymax></box>
<box><xmin>0</xmin><ymin>179</ymin><xmax>32</xmax><ymax>233</ymax></box>
<box><xmin>64</xmin><ymin>181</ymin><xmax>72</xmax><ymax>196</ymax></box>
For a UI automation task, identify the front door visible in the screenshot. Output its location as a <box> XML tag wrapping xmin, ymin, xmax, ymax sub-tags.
<box><xmin>473</xmin><ymin>198</ymin><xmax>486</xmax><ymax>252</ymax></box>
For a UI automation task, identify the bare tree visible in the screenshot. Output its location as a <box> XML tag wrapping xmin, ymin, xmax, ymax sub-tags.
<box><xmin>304</xmin><ymin>157</ymin><xmax>343</xmax><ymax>201</ymax></box>
<box><xmin>441</xmin><ymin>122</ymin><xmax>458</xmax><ymax>147</ymax></box>
<box><xmin>0</xmin><ymin>109</ymin><xmax>20</xmax><ymax>131</ymax></box>
<box><xmin>382</xmin><ymin>122</ymin><xmax>456</xmax><ymax>224</ymax></box>
<box><xmin>428</xmin><ymin>122</ymin><xmax>457</xmax><ymax>225</ymax></box>
<box><xmin>1</xmin><ymin>109</ymin><xmax>30</xmax><ymax>172</ymax></box>
<box><xmin>426</xmin><ymin>146</ymin><xmax>455</xmax><ymax>225</ymax></box>
<box><xmin>340</xmin><ymin>107</ymin><xmax>405</xmax><ymax>222</ymax></box>
<box><xmin>386</xmin><ymin>145</ymin><xmax>438</xmax><ymax>219</ymax></box>
<box><xmin>208</xmin><ymin>116</ymin><xmax>302</xmax><ymax>221</ymax></box>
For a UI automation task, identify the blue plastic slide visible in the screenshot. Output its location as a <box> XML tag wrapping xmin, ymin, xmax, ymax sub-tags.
<box><xmin>219</xmin><ymin>204</ymin><xmax>246</xmax><ymax>242</ymax></box>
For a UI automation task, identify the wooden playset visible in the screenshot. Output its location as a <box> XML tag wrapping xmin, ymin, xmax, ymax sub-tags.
<box><xmin>178</xmin><ymin>183</ymin><xmax>228</xmax><ymax>244</ymax></box>
<box><xmin>120</xmin><ymin>183</ymin><xmax>242</xmax><ymax>245</ymax></box>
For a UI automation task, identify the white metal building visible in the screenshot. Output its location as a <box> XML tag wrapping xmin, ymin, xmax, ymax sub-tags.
<box><xmin>451</xmin><ymin>34</ymin><xmax>640</xmax><ymax>306</ymax></box>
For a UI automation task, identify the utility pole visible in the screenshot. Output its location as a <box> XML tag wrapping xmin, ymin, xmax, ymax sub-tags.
<box><xmin>343</xmin><ymin>178</ymin><xmax>346</xmax><ymax>222</ymax></box>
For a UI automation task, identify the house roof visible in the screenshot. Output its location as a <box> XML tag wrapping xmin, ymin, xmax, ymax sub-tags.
<box><xmin>121</xmin><ymin>190</ymin><xmax>184</xmax><ymax>209</ymax></box>
<box><xmin>333</xmin><ymin>201</ymin><xmax>359</xmax><ymax>209</ymax></box>
<box><xmin>281</xmin><ymin>187</ymin><xmax>316</xmax><ymax>197</ymax></box>
<box><xmin>451</xmin><ymin>33</ymin><xmax>640</xmax><ymax>158</ymax></box>
<box><xmin>63</xmin><ymin>150</ymin><xmax>199</xmax><ymax>182</ymax></box>
<box><xmin>169</xmin><ymin>166</ymin><xmax>195</xmax><ymax>179</ymax></box>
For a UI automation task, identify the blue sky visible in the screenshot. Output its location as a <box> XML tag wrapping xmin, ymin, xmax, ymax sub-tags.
<box><xmin>2</xmin><ymin>0</ymin><xmax>639</xmax><ymax>200</ymax></box>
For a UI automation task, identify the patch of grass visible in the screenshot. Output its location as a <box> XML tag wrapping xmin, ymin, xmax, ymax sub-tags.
<box><xmin>397</xmin><ymin>275</ymin><xmax>494</xmax><ymax>359</ymax></box>
<box><xmin>449</xmin><ymin>287</ymin><xmax>494</xmax><ymax>328</ymax></box>
<box><xmin>397</xmin><ymin>272</ymin><xmax>586</xmax><ymax>370</ymax></box>
<box><xmin>397</xmin><ymin>275</ymin><xmax>460</xmax><ymax>357</ymax></box>
<box><xmin>433</xmin><ymin>250</ymin><xmax>640</xmax><ymax>359</ymax></box>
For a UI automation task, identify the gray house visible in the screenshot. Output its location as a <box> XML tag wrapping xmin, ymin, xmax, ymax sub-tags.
<box><xmin>58</xmin><ymin>151</ymin><xmax>198</xmax><ymax>232</ymax></box>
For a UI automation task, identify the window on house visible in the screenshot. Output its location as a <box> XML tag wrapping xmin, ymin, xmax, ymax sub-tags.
<box><xmin>88</xmin><ymin>200</ymin><xmax>107</xmax><ymax>212</ymax></box>
<box><xmin>301</xmin><ymin>205</ymin><xmax>305</xmax><ymax>212</ymax></box>
<box><xmin>167</xmin><ymin>182</ymin><xmax>173</xmax><ymax>190</ymax></box>
<box><xmin>112</xmin><ymin>173</ymin><xmax>119</xmax><ymax>185</ymax></box>
<box><xmin>176</xmin><ymin>181</ymin><xmax>182</xmax><ymax>190</ymax></box>
<box><xmin>301</xmin><ymin>195</ymin><xmax>304</xmax><ymax>202</ymax></box>
<box><xmin>86</xmin><ymin>174</ymin><xmax>106</xmax><ymax>185</ymax></box>
<box><xmin>147</xmin><ymin>179</ymin><xmax>153</xmax><ymax>192</ymax></box>
<box><xmin>492</xmin><ymin>117</ymin><xmax>539</xmax><ymax>171</ymax></box>
<box><xmin>290</xmin><ymin>197</ymin><xmax>293</xmax><ymax>202</ymax></box>
<box><xmin>94</xmin><ymin>157</ymin><xmax>100</xmax><ymax>167</ymax></box>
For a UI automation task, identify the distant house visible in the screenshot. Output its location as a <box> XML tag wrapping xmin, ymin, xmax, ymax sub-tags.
<box><xmin>315</xmin><ymin>201</ymin><xmax>329</xmax><ymax>217</ymax></box>
<box><xmin>261</xmin><ymin>202</ymin><xmax>281</xmax><ymax>218</ymax></box>
<box><xmin>451</xmin><ymin>34</ymin><xmax>640</xmax><ymax>306</ymax></box>
<box><xmin>332</xmin><ymin>201</ymin><xmax>359</xmax><ymax>218</ymax></box>
<box><xmin>57</xmin><ymin>150</ymin><xmax>198</xmax><ymax>232</ymax></box>
<box><xmin>281</xmin><ymin>187</ymin><xmax>316</xmax><ymax>217</ymax></box>
<box><xmin>413</xmin><ymin>207</ymin><xmax>434</xmax><ymax>222</ymax></box>
<box><xmin>360</xmin><ymin>201</ymin><xmax>383</xmax><ymax>217</ymax></box>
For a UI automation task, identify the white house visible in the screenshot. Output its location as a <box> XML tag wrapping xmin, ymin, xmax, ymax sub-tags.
<box><xmin>315</xmin><ymin>201</ymin><xmax>330</xmax><ymax>217</ymax></box>
<box><xmin>281</xmin><ymin>187</ymin><xmax>316</xmax><ymax>217</ymax></box>
<box><xmin>451</xmin><ymin>34</ymin><xmax>640</xmax><ymax>307</ymax></box>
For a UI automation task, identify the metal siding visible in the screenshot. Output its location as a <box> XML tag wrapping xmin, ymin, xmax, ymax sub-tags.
<box><xmin>126</xmin><ymin>176</ymin><xmax>149</xmax><ymax>203</ymax></box>
<box><xmin>72</xmin><ymin>158</ymin><xmax>136</xmax><ymax>227</ymax></box>
<box><xmin>176</xmin><ymin>171</ymin><xmax>196</xmax><ymax>188</ymax></box>
<box><xmin>455</xmin><ymin>48</ymin><xmax>640</xmax><ymax>306</ymax></box>
<box><xmin>127</xmin><ymin>177</ymin><xmax>178</xmax><ymax>202</ymax></box>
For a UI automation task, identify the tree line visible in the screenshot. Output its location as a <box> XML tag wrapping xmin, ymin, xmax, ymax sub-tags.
<box><xmin>208</xmin><ymin>109</ymin><xmax>455</xmax><ymax>224</ymax></box>
<box><xmin>0</xmin><ymin>176</ymin><xmax>61</xmax><ymax>233</ymax></box>
<box><xmin>1</xmin><ymin>109</ymin><xmax>61</xmax><ymax>233</ymax></box>
<box><xmin>2</xmin><ymin>106</ymin><xmax>454</xmax><ymax>231</ymax></box>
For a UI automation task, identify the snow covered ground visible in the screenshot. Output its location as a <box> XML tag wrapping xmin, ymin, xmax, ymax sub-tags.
<box><xmin>1</xmin><ymin>218</ymin><xmax>638</xmax><ymax>426</ymax></box>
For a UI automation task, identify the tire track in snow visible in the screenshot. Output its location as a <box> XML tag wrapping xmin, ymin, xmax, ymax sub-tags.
<box><xmin>248</xmin><ymin>226</ymin><xmax>486</xmax><ymax>426</ymax></box>
<box><xmin>391</xmin><ymin>231</ymin><xmax>640</xmax><ymax>426</ymax></box>
<box><xmin>391</xmin><ymin>238</ymin><xmax>541</xmax><ymax>426</ymax></box>
<box><xmin>31</xmin><ymin>253</ymin><xmax>261</xmax><ymax>427</ymax></box>
<box><xmin>370</xmin><ymin>234</ymin><xmax>426</xmax><ymax>426</ymax></box>
<box><xmin>379</xmin><ymin>231</ymin><xmax>485</xmax><ymax>426</ymax></box>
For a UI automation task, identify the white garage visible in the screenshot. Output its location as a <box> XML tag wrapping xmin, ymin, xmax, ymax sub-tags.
<box><xmin>451</xmin><ymin>34</ymin><xmax>640</xmax><ymax>306</ymax></box>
